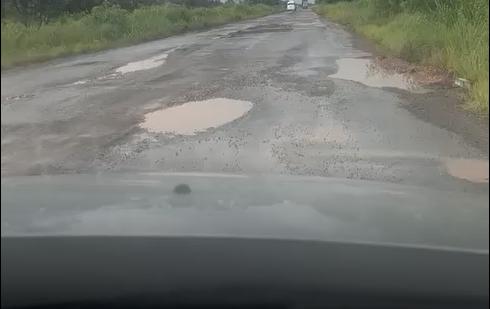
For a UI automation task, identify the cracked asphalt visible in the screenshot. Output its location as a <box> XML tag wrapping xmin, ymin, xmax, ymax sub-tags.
<box><xmin>1</xmin><ymin>10</ymin><xmax>488</xmax><ymax>193</ymax></box>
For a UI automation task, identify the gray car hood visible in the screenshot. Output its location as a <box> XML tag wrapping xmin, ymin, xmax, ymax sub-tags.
<box><xmin>1</xmin><ymin>172</ymin><xmax>488</xmax><ymax>252</ymax></box>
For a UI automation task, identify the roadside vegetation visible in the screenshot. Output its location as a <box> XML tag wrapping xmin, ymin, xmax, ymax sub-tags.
<box><xmin>1</xmin><ymin>0</ymin><xmax>279</xmax><ymax>69</ymax></box>
<box><xmin>314</xmin><ymin>0</ymin><xmax>489</xmax><ymax>114</ymax></box>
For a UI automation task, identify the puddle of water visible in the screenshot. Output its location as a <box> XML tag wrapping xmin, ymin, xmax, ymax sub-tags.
<box><xmin>329</xmin><ymin>58</ymin><xmax>427</xmax><ymax>93</ymax></box>
<box><xmin>4</xmin><ymin>94</ymin><xmax>34</xmax><ymax>101</ymax></box>
<box><xmin>72</xmin><ymin>79</ymin><xmax>89</xmax><ymax>85</ymax></box>
<box><xmin>444</xmin><ymin>158</ymin><xmax>489</xmax><ymax>183</ymax></box>
<box><xmin>97</xmin><ymin>73</ymin><xmax>120</xmax><ymax>81</ymax></box>
<box><xmin>115</xmin><ymin>53</ymin><xmax>169</xmax><ymax>74</ymax></box>
<box><xmin>141</xmin><ymin>98</ymin><xmax>253</xmax><ymax>135</ymax></box>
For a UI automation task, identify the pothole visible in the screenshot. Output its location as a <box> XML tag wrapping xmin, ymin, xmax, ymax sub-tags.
<box><xmin>71</xmin><ymin>79</ymin><xmax>90</xmax><ymax>85</ymax></box>
<box><xmin>115</xmin><ymin>53</ymin><xmax>170</xmax><ymax>74</ymax></box>
<box><xmin>228</xmin><ymin>24</ymin><xmax>292</xmax><ymax>37</ymax></box>
<box><xmin>4</xmin><ymin>94</ymin><xmax>35</xmax><ymax>101</ymax></box>
<box><xmin>444</xmin><ymin>158</ymin><xmax>489</xmax><ymax>183</ymax></box>
<box><xmin>140</xmin><ymin>98</ymin><xmax>253</xmax><ymax>135</ymax></box>
<box><xmin>329</xmin><ymin>58</ymin><xmax>428</xmax><ymax>93</ymax></box>
<box><xmin>70</xmin><ymin>60</ymin><xmax>102</xmax><ymax>67</ymax></box>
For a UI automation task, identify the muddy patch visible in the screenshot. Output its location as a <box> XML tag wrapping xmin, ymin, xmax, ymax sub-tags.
<box><xmin>374</xmin><ymin>56</ymin><xmax>454</xmax><ymax>87</ymax></box>
<box><xmin>140</xmin><ymin>98</ymin><xmax>253</xmax><ymax>135</ymax></box>
<box><xmin>444</xmin><ymin>158</ymin><xmax>489</xmax><ymax>183</ymax></box>
<box><xmin>329</xmin><ymin>58</ymin><xmax>427</xmax><ymax>93</ymax></box>
<box><xmin>115</xmin><ymin>53</ymin><xmax>170</xmax><ymax>74</ymax></box>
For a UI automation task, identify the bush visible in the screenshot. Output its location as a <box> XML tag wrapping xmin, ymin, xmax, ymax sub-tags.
<box><xmin>81</xmin><ymin>3</ymin><xmax>130</xmax><ymax>40</ymax></box>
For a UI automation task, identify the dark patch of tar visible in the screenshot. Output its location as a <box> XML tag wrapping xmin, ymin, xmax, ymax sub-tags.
<box><xmin>174</xmin><ymin>44</ymin><xmax>210</xmax><ymax>56</ymax></box>
<box><xmin>398</xmin><ymin>88</ymin><xmax>489</xmax><ymax>153</ymax></box>
<box><xmin>228</xmin><ymin>24</ymin><xmax>292</xmax><ymax>37</ymax></box>
<box><xmin>149</xmin><ymin>70</ymin><xmax>184</xmax><ymax>83</ymax></box>
<box><xmin>70</xmin><ymin>61</ymin><xmax>103</xmax><ymax>67</ymax></box>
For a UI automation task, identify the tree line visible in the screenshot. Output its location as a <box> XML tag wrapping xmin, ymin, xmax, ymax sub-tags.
<box><xmin>1</xmin><ymin>0</ymin><xmax>281</xmax><ymax>26</ymax></box>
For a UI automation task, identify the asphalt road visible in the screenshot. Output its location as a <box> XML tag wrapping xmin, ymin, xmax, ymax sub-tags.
<box><xmin>1</xmin><ymin>10</ymin><xmax>488</xmax><ymax>192</ymax></box>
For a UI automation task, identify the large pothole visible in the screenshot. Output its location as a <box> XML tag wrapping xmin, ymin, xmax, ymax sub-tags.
<box><xmin>329</xmin><ymin>58</ymin><xmax>428</xmax><ymax>93</ymax></box>
<box><xmin>140</xmin><ymin>98</ymin><xmax>253</xmax><ymax>135</ymax></box>
<box><xmin>444</xmin><ymin>158</ymin><xmax>489</xmax><ymax>183</ymax></box>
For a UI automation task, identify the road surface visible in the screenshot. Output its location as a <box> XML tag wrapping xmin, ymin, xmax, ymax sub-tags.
<box><xmin>1</xmin><ymin>10</ymin><xmax>488</xmax><ymax>192</ymax></box>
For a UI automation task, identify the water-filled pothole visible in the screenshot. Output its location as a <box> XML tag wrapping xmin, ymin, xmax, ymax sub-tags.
<box><xmin>329</xmin><ymin>58</ymin><xmax>427</xmax><ymax>93</ymax></box>
<box><xmin>116</xmin><ymin>53</ymin><xmax>170</xmax><ymax>74</ymax></box>
<box><xmin>444</xmin><ymin>158</ymin><xmax>489</xmax><ymax>183</ymax></box>
<box><xmin>4</xmin><ymin>94</ymin><xmax>35</xmax><ymax>101</ymax></box>
<box><xmin>140</xmin><ymin>98</ymin><xmax>253</xmax><ymax>135</ymax></box>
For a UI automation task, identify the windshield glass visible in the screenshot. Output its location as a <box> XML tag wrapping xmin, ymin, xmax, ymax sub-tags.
<box><xmin>1</xmin><ymin>0</ymin><xmax>488</xmax><ymax>251</ymax></box>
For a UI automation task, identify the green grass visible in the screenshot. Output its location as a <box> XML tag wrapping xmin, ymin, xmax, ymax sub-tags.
<box><xmin>314</xmin><ymin>0</ymin><xmax>489</xmax><ymax>114</ymax></box>
<box><xmin>1</xmin><ymin>3</ymin><xmax>279</xmax><ymax>69</ymax></box>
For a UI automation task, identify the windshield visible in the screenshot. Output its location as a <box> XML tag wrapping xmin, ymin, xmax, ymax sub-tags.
<box><xmin>1</xmin><ymin>0</ymin><xmax>488</xmax><ymax>249</ymax></box>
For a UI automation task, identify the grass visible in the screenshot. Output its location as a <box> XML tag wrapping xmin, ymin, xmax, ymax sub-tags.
<box><xmin>1</xmin><ymin>3</ymin><xmax>279</xmax><ymax>69</ymax></box>
<box><xmin>313</xmin><ymin>0</ymin><xmax>489</xmax><ymax>114</ymax></box>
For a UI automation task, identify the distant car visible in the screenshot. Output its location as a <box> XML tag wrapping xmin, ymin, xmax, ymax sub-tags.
<box><xmin>302</xmin><ymin>1</ymin><xmax>308</xmax><ymax>8</ymax></box>
<box><xmin>287</xmin><ymin>0</ymin><xmax>295</xmax><ymax>11</ymax></box>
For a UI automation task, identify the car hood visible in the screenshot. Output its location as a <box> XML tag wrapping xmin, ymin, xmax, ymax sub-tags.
<box><xmin>1</xmin><ymin>172</ymin><xmax>488</xmax><ymax>251</ymax></box>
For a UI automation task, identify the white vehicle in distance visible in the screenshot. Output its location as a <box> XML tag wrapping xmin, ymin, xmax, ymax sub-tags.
<box><xmin>287</xmin><ymin>0</ymin><xmax>295</xmax><ymax>11</ymax></box>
